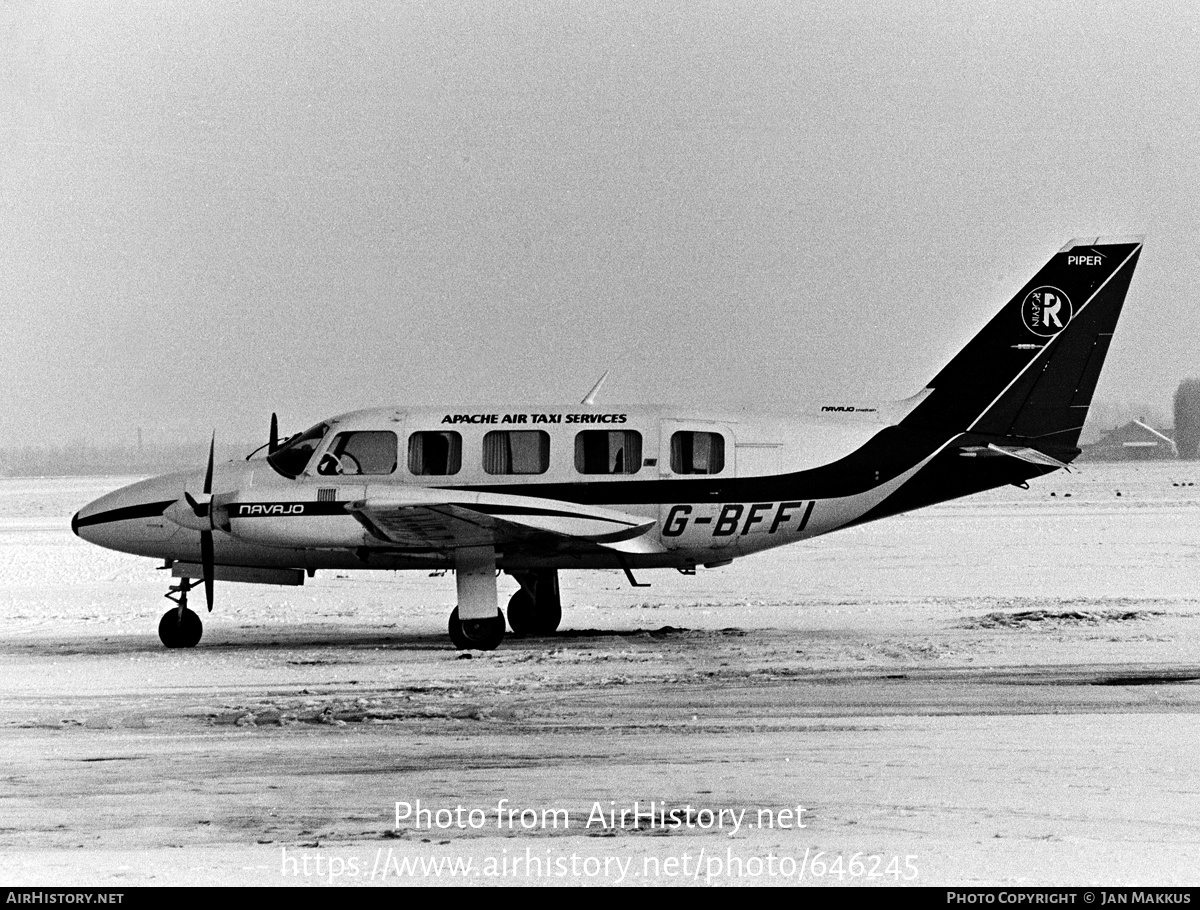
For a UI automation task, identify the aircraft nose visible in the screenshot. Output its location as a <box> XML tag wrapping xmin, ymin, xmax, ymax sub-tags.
<box><xmin>72</xmin><ymin>473</ymin><xmax>190</xmax><ymax>554</ymax></box>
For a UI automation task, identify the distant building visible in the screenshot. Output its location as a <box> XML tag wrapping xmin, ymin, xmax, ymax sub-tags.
<box><xmin>1080</xmin><ymin>420</ymin><xmax>1177</xmax><ymax>461</ymax></box>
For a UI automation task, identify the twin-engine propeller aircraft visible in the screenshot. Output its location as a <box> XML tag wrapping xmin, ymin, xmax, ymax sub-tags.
<box><xmin>73</xmin><ymin>237</ymin><xmax>1143</xmax><ymax>651</ymax></box>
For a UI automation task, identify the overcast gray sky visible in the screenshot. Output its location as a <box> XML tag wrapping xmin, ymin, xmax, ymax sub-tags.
<box><xmin>3</xmin><ymin>0</ymin><xmax>1197</xmax><ymax>448</ymax></box>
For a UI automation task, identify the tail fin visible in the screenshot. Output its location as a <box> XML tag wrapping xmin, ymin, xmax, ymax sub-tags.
<box><xmin>901</xmin><ymin>236</ymin><xmax>1144</xmax><ymax>455</ymax></box>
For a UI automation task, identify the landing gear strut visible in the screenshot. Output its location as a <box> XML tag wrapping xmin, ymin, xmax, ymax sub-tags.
<box><xmin>505</xmin><ymin>570</ymin><xmax>562</xmax><ymax>636</ymax></box>
<box><xmin>159</xmin><ymin>578</ymin><xmax>203</xmax><ymax>648</ymax></box>
<box><xmin>447</xmin><ymin>546</ymin><xmax>506</xmax><ymax>651</ymax></box>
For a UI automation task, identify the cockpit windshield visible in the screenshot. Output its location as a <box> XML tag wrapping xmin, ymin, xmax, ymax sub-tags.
<box><xmin>266</xmin><ymin>423</ymin><xmax>329</xmax><ymax>479</ymax></box>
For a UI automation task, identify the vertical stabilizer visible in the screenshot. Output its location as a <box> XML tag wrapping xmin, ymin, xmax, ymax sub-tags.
<box><xmin>901</xmin><ymin>237</ymin><xmax>1144</xmax><ymax>454</ymax></box>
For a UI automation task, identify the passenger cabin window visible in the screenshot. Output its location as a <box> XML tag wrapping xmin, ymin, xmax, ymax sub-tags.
<box><xmin>267</xmin><ymin>423</ymin><xmax>329</xmax><ymax>479</ymax></box>
<box><xmin>317</xmin><ymin>430</ymin><xmax>398</xmax><ymax>476</ymax></box>
<box><xmin>408</xmin><ymin>431</ymin><xmax>462</xmax><ymax>475</ymax></box>
<box><xmin>483</xmin><ymin>430</ymin><xmax>550</xmax><ymax>475</ymax></box>
<box><xmin>670</xmin><ymin>431</ymin><xmax>725</xmax><ymax>475</ymax></box>
<box><xmin>575</xmin><ymin>430</ymin><xmax>641</xmax><ymax>475</ymax></box>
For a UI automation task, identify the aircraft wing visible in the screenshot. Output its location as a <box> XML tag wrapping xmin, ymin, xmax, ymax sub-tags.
<box><xmin>345</xmin><ymin>488</ymin><xmax>663</xmax><ymax>554</ymax></box>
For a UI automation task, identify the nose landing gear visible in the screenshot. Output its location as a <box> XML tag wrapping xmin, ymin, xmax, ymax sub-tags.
<box><xmin>158</xmin><ymin>578</ymin><xmax>203</xmax><ymax>648</ymax></box>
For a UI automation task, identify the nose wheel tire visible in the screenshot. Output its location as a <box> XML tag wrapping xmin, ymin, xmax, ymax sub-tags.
<box><xmin>448</xmin><ymin>607</ymin><xmax>505</xmax><ymax>651</ymax></box>
<box><xmin>159</xmin><ymin>606</ymin><xmax>203</xmax><ymax>648</ymax></box>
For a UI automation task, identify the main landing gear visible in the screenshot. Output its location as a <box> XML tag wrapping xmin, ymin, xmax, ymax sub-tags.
<box><xmin>448</xmin><ymin>607</ymin><xmax>506</xmax><ymax>651</ymax></box>
<box><xmin>159</xmin><ymin>577</ymin><xmax>203</xmax><ymax>648</ymax></box>
<box><xmin>505</xmin><ymin>570</ymin><xmax>562</xmax><ymax>637</ymax></box>
<box><xmin>447</xmin><ymin>546</ymin><xmax>505</xmax><ymax>652</ymax></box>
<box><xmin>445</xmin><ymin>547</ymin><xmax>565</xmax><ymax>651</ymax></box>
<box><xmin>446</xmin><ymin>568</ymin><xmax>564</xmax><ymax>651</ymax></box>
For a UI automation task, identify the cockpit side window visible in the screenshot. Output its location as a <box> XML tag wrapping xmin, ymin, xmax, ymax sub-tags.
<box><xmin>267</xmin><ymin>423</ymin><xmax>329</xmax><ymax>479</ymax></box>
<box><xmin>317</xmin><ymin>431</ymin><xmax>398</xmax><ymax>476</ymax></box>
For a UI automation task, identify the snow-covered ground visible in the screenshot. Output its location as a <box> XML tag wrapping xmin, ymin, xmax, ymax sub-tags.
<box><xmin>2</xmin><ymin>463</ymin><xmax>1199</xmax><ymax>886</ymax></box>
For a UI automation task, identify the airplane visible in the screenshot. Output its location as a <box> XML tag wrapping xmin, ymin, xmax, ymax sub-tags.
<box><xmin>72</xmin><ymin>236</ymin><xmax>1144</xmax><ymax>652</ymax></box>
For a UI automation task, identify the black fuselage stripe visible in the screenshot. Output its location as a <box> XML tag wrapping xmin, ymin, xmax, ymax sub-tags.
<box><xmin>232</xmin><ymin>502</ymin><xmax>639</xmax><ymax>527</ymax></box>
<box><xmin>233</xmin><ymin>502</ymin><xmax>348</xmax><ymax>517</ymax></box>
<box><xmin>79</xmin><ymin>427</ymin><xmax>948</xmax><ymax>533</ymax></box>
<box><xmin>445</xmin><ymin>424</ymin><xmax>944</xmax><ymax>504</ymax></box>
<box><xmin>74</xmin><ymin>500</ymin><xmax>174</xmax><ymax>528</ymax></box>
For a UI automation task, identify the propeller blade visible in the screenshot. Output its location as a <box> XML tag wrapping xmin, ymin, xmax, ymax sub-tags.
<box><xmin>203</xmin><ymin>433</ymin><xmax>215</xmax><ymax>496</ymax></box>
<box><xmin>200</xmin><ymin>530</ymin><xmax>215</xmax><ymax>612</ymax></box>
<box><xmin>200</xmin><ymin>433</ymin><xmax>217</xmax><ymax>610</ymax></box>
<box><xmin>184</xmin><ymin>491</ymin><xmax>209</xmax><ymax>518</ymax></box>
<box><xmin>269</xmin><ymin>413</ymin><xmax>279</xmax><ymax>453</ymax></box>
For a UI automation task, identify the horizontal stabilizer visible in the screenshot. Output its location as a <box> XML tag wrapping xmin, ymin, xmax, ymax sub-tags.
<box><xmin>1132</xmin><ymin>420</ymin><xmax>1178</xmax><ymax>454</ymax></box>
<box><xmin>985</xmin><ymin>443</ymin><xmax>1073</xmax><ymax>471</ymax></box>
<box><xmin>955</xmin><ymin>443</ymin><xmax>1073</xmax><ymax>471</ymax></box>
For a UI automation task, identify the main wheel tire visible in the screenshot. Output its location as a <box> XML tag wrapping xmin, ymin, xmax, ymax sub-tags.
<box><xmin>531</xmin><ymin>573</ymin><xmax>562</xmax><ymax>634</ymax></box>
<box><xmin>448</xmin><ymin>607</ymin><xmax>505</xmax><ymax>651</ymax></box>
<box><xmin>158</xmin><ymin>607</ymin><xmax>203</xmax><ymax>648</ymax></box>
<box><xmin>534</xmin><ymin>599</ymin><xmax>562</xmax><ymax>635</ymax></box>
<box><xmin>507</xmin><ymin>581</ymin><xmax>562</xmax><ymax>636</ymax></box>
<box><xmin>506</xmin><ymin>589</ymin><xmax>536</xmax><ymax>636</ymax></box>
<box><xmin>448</xmin><ymin>608</ymin><xmax>470</xmax><ymax>649</ymax></box>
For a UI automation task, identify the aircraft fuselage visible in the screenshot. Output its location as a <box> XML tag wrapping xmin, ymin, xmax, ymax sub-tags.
<box><xmin>70</xmin><ymin>236</ymin><xmax>1145</xmax><ymax>650</ymax></box>
<box><xmin>74</xmin><ymin>403</ymin><xmax>1037</xmax><ymax>573</ymax></box>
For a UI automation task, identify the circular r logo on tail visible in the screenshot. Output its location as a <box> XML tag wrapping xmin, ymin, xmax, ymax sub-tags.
<box><xmin>1021</xmin><ymin>286</ymin><xmax>1072</xmax><ymax>337</ymax></box>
